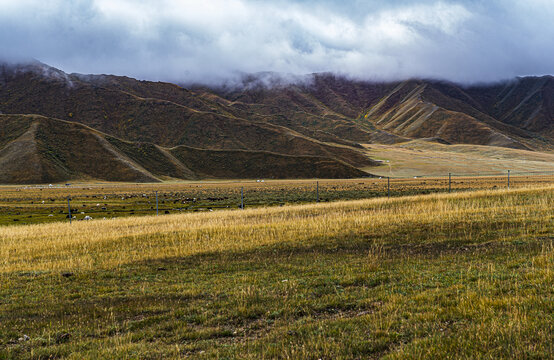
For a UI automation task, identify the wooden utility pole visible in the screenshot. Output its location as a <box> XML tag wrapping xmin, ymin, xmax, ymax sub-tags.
<box><xmin>241</xmin><ymin>187</ymin><xmax>244</xmax><ymax>209</ymax></box>
<box><xmin>67</xmin><ymin>196</ymin><xmax>72</xmax><ymax>224</ymax></box>
<box><xmin>316</xmin><ymin>181</ymin><xmax>319</xmax><ymax>203</ymax></box>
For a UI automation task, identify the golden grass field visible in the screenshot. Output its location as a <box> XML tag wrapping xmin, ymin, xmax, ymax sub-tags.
<box><xmin>3</xmin><ymin>184</ymin><xmax>547</xmax><ymax>273</ymax></box>
<box><xmin>1</xmin><ymin>185</ymin><xmax>553</xmax><ymax>358</ymax></box>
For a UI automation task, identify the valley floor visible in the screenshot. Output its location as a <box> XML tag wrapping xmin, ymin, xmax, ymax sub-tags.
<box><xmin>0</xmin><ymin>186</ymin><xmax>553</xmax><ymax>359</ymax></box>
<box><xmin>363</xmin><ymin>141</ymin><xmax>554</xmax><ymax>177</ymax></box>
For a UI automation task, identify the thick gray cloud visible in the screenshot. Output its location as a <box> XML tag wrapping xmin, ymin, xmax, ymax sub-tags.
<box><xmin>1</xmin><ymin>0</ymin><xmax>553</xmax><ymax>84</ymax></box>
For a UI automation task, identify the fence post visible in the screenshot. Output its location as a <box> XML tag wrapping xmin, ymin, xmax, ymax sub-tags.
<box><xmin>387</xmin><ymin>177</ymin><xmax>390</xmax><ymax>198</ymax></box>
<box><xmin>241</xmin><ymin>187</ymin><xmax>244</xmax><ymax>209</ymax></box>
<box><xmin>67</xmin><ymin>196</ymin><xmax>72</xmax><ymax>224</ymax></box>
<box><xmin>507</xmin><ymin>170</ymin><xmax>510</xmax><ymax>189</ymax></box>
<box><xmin>156</xmin><ymin>191</ymin><xmax>159</xmax><ymax>216</ymax></box>
<box><xmin>449</xmin><ymin>173</ymin><xmax>452</xmax><ymax>193</ymax></box>
<box><xmin>316</xmin><ymin>181</ymin><xmax>319</xmax><ymax>203</ymax></box>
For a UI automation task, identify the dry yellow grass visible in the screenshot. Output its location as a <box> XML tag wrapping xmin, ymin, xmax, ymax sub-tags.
<box><xmin>1</xmin><ymin>185</ymin><xmax>553</xmax><ymax>359</ymax></box>
<box><xmin>1</xmin><ymin>185</ymin><xmax>552</xmax><ymax>273</ymax></box>
<box><xmin>363</xmin><ymin>141</ymin><xmax>554</xmax><ymax>176</ymax></box>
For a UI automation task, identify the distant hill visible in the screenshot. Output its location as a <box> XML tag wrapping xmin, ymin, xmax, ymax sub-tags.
<box><xmin>0</xmin><ymin>114</ymin><xmax>368</xmax><ymax>184</ymax></box>
<box><xmin>0</xmin><ymin>61</ymin><xmax>552</xmax><ymax>183</ymax></box>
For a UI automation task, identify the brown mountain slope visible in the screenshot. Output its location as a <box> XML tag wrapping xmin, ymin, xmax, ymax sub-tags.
<box><xmin>2</xmin><ymin>62</ymin><xmax>552</xmax><ymax>152</ymax></box>
<box><xmin>360</xmin><ymin>81</ymin><xmax>530</xmax><ymax>149</ymax></box>
<box><xmin>168</xmin><ymin>146</ymin><xmax>369</xmax><ymax>179</ymax></box>
<box><xmin>0</xmin><ymin>120</ymin><xmax>46</xmax><ymax>184</ymax></box>
<box><xmin>464</xmin><ymin>76</ymin><xmax>554</xmax><ymax>137</ymax></box>
<box><xmin>204</xmin><ymin>75</ymin><xmax>404</xmax><ymax>144</ymax></box>
<box><xmin>0</xmin><ymin>115</ymin><xmax>371</xmax><ymax>184</ymax></box>
<box><xmin>0</xmin><ymin>63</ymin><xmax>376</xmax><ymax>169</ymax></box>
<box><xmin>212</xmin><ymin>75</ymin><xmax>553</xmax><ymax>150</ymax></box>
<box><xmin>0</xmin><ymin>115</ymin><xmax>159</xmax><ymax>183</ymax></box>
<box><xmin>417</xmin><ymin>81</ymin><xmax>549</xmax><ymax>146</ymax></box>
<box><xmin>1</xmin><ymin>61</ymin><xmax>553</xmax><ymax>185</ymax></box>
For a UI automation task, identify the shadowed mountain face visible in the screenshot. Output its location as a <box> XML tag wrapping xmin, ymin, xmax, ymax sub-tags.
<box><xmin>0</xmin><ymin>62</ymin><xmax>552</xmax><ymax>183</ymax></box>
<box><xmin>0</xmin><ymin>115</ymin><xmax>369</xmax><ymax>184</ymax></box>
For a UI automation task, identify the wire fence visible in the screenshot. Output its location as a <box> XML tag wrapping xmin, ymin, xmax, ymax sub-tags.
<box><xmin>0</xmin><ymin>170</ymin><xmax>553</xmax><ymax>225</ymax></box>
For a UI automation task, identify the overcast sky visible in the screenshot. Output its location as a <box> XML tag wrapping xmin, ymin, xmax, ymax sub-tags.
<box><xmin>1</xmin><ymin>0</ymin><xmax>553</xmax><ymax>84</ymax></box>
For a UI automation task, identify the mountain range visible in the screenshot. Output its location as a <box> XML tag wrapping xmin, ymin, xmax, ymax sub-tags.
<box><xmin>0</xmin><ymin>61</ymin><xmax>552</xmax><ymax>183</ymax></box>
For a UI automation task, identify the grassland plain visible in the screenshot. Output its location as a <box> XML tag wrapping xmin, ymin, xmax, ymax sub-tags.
<box><xmin>0</xmin><ymin>186</ymin><xmax>553</xmax><ymax>359</ymax></box>
<box><xmin>362</xmin><ymin>140</ymin><xmax>554</xmax><ymax>177</ymax></box>
<box><xmin>0</xmin><ymin>174</ymin><xmax>553</xmax><ymax>226</ymax></box>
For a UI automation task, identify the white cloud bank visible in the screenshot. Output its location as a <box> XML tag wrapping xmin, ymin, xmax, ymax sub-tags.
<box><xmin>1</xmin><ymin>0</ymin><xmax>553</xmax><ymax>84</ymax></box>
